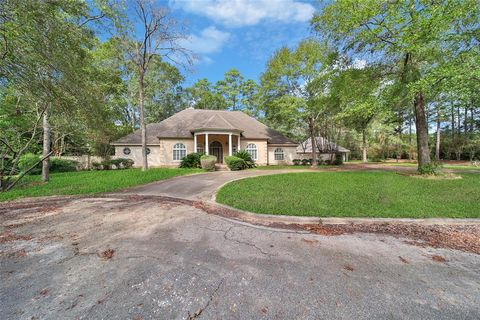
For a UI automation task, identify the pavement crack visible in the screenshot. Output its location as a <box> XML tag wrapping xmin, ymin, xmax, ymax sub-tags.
<box><xmin>223</xmin><ymin>226</ymin><xmax>270</xmax><ymax>256</ymax></box>
<box><xmin>187</xmin><ymin>278</ymin><xmax>224</xmax><ymax>319</ymax></box>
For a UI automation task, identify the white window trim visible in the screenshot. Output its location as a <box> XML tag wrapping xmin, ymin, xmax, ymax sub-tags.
<box><xmin>274</xmin><ymin>148</ymin><xmax>284</xmax><ymax>161</ymax></box>
<box><xmin>245</xmin><ymin>143</ymin><xmax>258</xmax><ymax>161</ymax></box>
<box><xmin>173</xmin><ymin>142</ymin><xmax>187</xmax><ymax>161</ymax></box>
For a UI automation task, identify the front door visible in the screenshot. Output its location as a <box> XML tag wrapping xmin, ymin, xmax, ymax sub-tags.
<box><xmin>209</xmin><ymin>141</ymin><xmax>223</xmax><ymax>163</ymax></box>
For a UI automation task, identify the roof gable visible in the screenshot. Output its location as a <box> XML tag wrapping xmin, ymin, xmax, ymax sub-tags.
<box><xmin>113</xmin><ymin>108</ymin><xmax>298</xmax><ymax>145</ymax></box>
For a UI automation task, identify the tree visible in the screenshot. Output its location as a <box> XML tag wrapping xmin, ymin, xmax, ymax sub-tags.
<box><xmin>332</xmin><ymin>67</ymin><xmax>384</xmax><ymax>163</ymax></box>
<box><xmin>215</xmin><ymin>68</ymin><xmax>244</xmax><ymax>111</ymax></box>
<box><xmin>312</xmin><ymin>0</ymin><xmax>480</xmax><ymax>171</ymax></box>
<box><xmin>184</xmin><ymin>79</ymin><xmax>227</xmax><ymax>110</ymax></box>
<box><xmin>0</xmin><ymin>0</ymin><xmax>105</xmax><ymax>184</ymax></box>
<box><xmin>260</xmin><ymin>40</ymin><xmax>332</xmax><ymax>166</ymax></box>
<box><xmin>118</xmin><ymin>0</ymin><xmax>191</xmax><ymax>171</ymax></box>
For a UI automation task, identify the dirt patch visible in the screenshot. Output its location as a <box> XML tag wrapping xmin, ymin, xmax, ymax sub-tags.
<box><xmin>302</xmin><ymin>223</ymin><xmax>480</xmax><ymax>255</ymax></box>
<box><xmin>344</xmin><ymin>264</ymin><xmax>355</xmax><ymax>271</ymax></box>
<box><xmin>431</xmin><ymin>255</ymin><xmax>448</xmax><ymax>263</ymax></box>
<box><xmin>398</xmin><ymin>256</ymin><xmax>410</xmax><ymax>264</ymax></box>
<box><xmin>98</xmin><ymin>249</ymin><xmax>115</xmax><ymax>260</ymax></box>
<box><xmin>0</xmin><ymin>230</ymin><xmax>32</xmax><ymax>243</ymax></box>
<box><xmin>301</xmin><ymin>238</ymin><xmax>319</xmax><ymax>245</ymax></box>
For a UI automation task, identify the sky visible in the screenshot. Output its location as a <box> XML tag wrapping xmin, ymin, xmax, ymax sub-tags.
<box><xmin>166</xmin><ymin>0</ymin><xmax>318</xmax><ymax>86</ymax></box>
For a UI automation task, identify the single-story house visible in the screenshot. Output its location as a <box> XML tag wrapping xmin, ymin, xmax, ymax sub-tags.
<box><xmin>112</xmin><ymin>108</ymin><xmax>299</xmax><ymax>167</ymax></box>
<box><xmin>296</xmin><ymin>136</ymin><xmax>350</xmax><ymax>162</ymax></box>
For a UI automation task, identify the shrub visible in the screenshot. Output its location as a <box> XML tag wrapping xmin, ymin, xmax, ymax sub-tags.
<box><xmin>109</xmin><ymin>158</ymin><xmax>123</xmax><ymax>169</ymax></box>
<box><xmin>293</xmin><ymin>159</ymin><xmax>302</xmax><ymax>166</ymax></box>
<box><xmin>200</xmin><ymin>155</ymin><xmax>217</xmax><ymax>171</ymax></box>
<box><xmin>18</xmin><ymin>153</ymin><xmax>41</xmax><ymax>175</ymax></box>
<box><xmin>418</xmin><ymin>162</ymin><xmax>443</xmax><ymax>175</ymax></box>
<box><xmin>92</xmin><ymin>162</ymin><xmax>102</xmax><ymax>170</ymax></box>
<box><xmin>180</xmin><ymin>152</ymin><xmax>204</xmax><ymax>168</ymax></box>
<box><xmin>301</xmin><ymin>159</ymin><xmax>311</xmax><ymax>166</ymax></box>
<box><xmin>233</xmin><ymin>150</ymin><xmax>255</xmax><ymax>168</ymax></box>
<box><xmin>100</xmin><ymin>160</ymin><xmax>112</xmax><ymax>170</ymax></box>
<box><xmin>332</xmin><ymin>154</ymin><xmax>344</xmax><ymax>166</ymax></box>
<box><xmin>49</xmin><ymin>158</ymin><xmax>78</xmax><ymax>173</ymax></box>
<box><xmin>225</xmin><ymin>156</ymin><xmax>245</xmax><ymax>171</ymax></box>
<box><xmin>119</xmin><ymin>158</ymin><xmax>134</xmax><ymax>169</ymax></box>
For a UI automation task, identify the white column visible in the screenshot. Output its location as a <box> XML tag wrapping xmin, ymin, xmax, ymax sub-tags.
<box><xmin>193</xmin><ymin>133</ymin><xmax>197</xmax><ymax>153</ymax></box>
<box><xmin>237</xmin><ymin>135</ymin><xmax>240</xmax><ymax>151</ymax></box>
<box><xmin>228</xmin><ymin>133</ymin><xmax>232</xmax><ymax>156</ymax></box>
<box><xmin>205</xmin><ymin>133</ymin><xmax>209</xmax><ymax>155</ymax></box>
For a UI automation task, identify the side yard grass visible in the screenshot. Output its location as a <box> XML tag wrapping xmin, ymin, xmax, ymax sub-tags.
<box><xmin>216</xmin><ymin>171</ymin><xmax>480</xmax><ymax>218</ymax></box>
<box><xmin>0</xmin><ymin>168</ymin><xmax>204</xmax><ymax>202</ymax></box>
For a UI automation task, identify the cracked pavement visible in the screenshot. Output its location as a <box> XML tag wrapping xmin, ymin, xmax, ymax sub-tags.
<box><xmin>1</xmin><ymin>194</ymin><xmax>479</xmax><ymax>319</ymax></box>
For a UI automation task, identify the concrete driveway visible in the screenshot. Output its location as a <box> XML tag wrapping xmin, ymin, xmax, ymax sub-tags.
<box><xmin>1</xmin><ymin>170</ymin><xmax>480</xmax><ymax>319</ymax></box>
<box><xmin>120</xmin><ymin>169</ymin><xmax>310</xmax><ymax>201</ymax></box>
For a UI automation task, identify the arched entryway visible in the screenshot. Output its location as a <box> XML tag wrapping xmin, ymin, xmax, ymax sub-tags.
<box><xmin>209</xmin><ymin>141</ymin><xmax>223</xmax><ymax>163</ymax></box>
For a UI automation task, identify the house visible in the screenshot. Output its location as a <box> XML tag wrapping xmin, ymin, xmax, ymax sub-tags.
<box><xmin>296</xmin><ymin>136</ymin><xmax>350</xmax><ymax>162</ymax></box>
<box><xmin>112</xmin><ymin>108</ymin><xmax>298</xmax><ymax>167</ymax></box>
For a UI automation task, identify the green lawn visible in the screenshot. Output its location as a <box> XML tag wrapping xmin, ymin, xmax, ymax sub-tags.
<box><xmin>253</xmin><ymin>165</ymin><xmax>315</xmax><ymax>170</ymax></box>
<box><xmin>0</xmin><ymin>168</ymin><xmax>204</xmax><ymax>202</ymax></box>
<box><xmin>216</xmin><ymin>171</ymin><xmax>480</xmax><ymax>218</ymax></box>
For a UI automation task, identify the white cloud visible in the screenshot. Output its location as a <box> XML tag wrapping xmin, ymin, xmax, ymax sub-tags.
<box><xmin>171</xmin><ymin>0</ymin><xmax>315</xmax><ymax>27</ymax></box>
<box><xmin>182</xmin><ymin>26</ymin><xmax>231</xmax><ymax>54</ymax></box>
<box><xmin>352</xmin><ymin>58</ymin><xmax>367</xmax><ymax>69</ymax></box>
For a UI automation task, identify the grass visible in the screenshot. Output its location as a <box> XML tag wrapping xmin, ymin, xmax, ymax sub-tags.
<box><xmin>216</xmin><ymin>171</ymin><xmax>480</xmax><ymax>218</ymax></box>
<box><xmin>0</xmin><ymin>168</ymin><xmax>204</xmax><ymax>202</ymax></box>
<box><xmin>348</xmin><ymin>161</ymin><xmax>480</xmax><ymax>171</ymax></box>
<box><xmin>254</xmin><ymin>165</ymin><xmax>314</xmax><ymax>170</ymax></box>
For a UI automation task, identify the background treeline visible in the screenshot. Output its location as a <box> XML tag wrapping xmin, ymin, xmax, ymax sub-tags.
<box><xmin>1</xmin><ymin>0</ymin><xmax>479</xmax><ymax>180</ymax></box>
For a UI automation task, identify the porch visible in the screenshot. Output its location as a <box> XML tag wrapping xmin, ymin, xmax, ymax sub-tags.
<box><xmin>193</xmin><ymin>130</ymin><xmax>242</xmax><ymax>164</ymax></box>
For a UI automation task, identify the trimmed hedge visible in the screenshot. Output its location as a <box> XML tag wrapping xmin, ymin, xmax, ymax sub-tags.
<box><xmin>225</xmin><ymin>156</ymin><xmax>244</xmax><ymax>171</ymax></box>
<box><xmin>200</xmin><ymin>155</ymin><xmax>217</xmax><ymax>171</ymax></box>
<box><xmin>180</xmin><ymin>152</ymin><xmax>204</xmax><ymax>168</ymax></box>
<box><xmin>92</xmin><ymin>158</ymin><xmax>134</xmax><ymax>170</ymax></box>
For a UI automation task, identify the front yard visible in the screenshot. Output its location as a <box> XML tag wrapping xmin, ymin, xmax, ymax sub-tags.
<box><xmin>0</xmin><ymin>168</ymin><xmax>204</xmax><ymax>202</ymax></box>
<box><xmin>216</xmin><ymin>171</ymin><xmax>480</xmax><ymax>218</ymax></box>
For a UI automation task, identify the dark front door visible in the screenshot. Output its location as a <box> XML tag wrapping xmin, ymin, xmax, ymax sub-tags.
<box><xmin>209</xmin><ymin>141</ymin><xmax>223</xmax><ymax>163</ymax></box>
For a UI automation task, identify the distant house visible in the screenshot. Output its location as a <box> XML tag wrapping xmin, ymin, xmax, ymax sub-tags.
<box><xmin>112</xmin><ymin>108</ymin><xmax>299</xmax><ymax>167</ymax></box>
<box><xmin>296</xmin><ymin>136</ymin><xmax>350</xmax><ymax>162</ymax></box>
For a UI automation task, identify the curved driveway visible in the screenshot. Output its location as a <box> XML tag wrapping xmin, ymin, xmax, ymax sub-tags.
<box><xmin>122</xmin><ymin>169</ymin><xmax>310</xmax><ymax>201</ymax></box>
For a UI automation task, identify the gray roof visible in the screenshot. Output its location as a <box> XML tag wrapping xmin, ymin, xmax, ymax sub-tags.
<box><xmin>113</xmin><ymin>108</ymin><xmax>297</xmax><ymax>145</ymax></box>
<box><xmin>297</xmin><ymin>136</ymin><xmax>350</xmax><ymax>153</ymax></box>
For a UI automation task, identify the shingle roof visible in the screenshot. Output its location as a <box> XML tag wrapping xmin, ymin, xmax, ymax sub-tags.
<box><xmin>297</xmin><ymin>136</ymin><xmax>350</xmax><ymax>153</ymax></box>
<box><xmin>112</xmin><ymin>108</ymin><xmax>298</xmax><ymax>145</ymax></box>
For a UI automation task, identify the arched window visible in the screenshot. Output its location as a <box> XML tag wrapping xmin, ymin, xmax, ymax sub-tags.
<box><xmin>274</xmin><ymin>148</ymin><xmax>284</xmax><ymax>160</ymax></box>
<box><xmin>173</xmin><ymin>143</ymin><xmax>186</xmax><ymax>160</ymax></box>
<box><xmin>245</xmin><ymin>143</ymin><xmax>257</xmax><ymax>160</ymax></box>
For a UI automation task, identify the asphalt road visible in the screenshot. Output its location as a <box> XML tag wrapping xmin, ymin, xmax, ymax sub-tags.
<box><xmin>1</xmin><ymin>195</ymin><xmax>479</xmax><ymax>319</ymax></box>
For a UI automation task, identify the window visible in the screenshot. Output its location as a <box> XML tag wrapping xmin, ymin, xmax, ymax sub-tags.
<box><xmin>232</xmin><ymin>144</ymin><xmax>237</xmax><ymax>153</ymax></box>
<box><xmin>146</xmin><ymin>147</ymin><xmax>151</xmax><ymax>155</ymax></box>
<box><xmin>173</xmin><ymin>143</ymin><xmax>186</xmax><ymax>161</ymax></box>
<box><xmin>123</xmin><ymin>147</ymin><xmax>131</xmax><ymax>155</ymax></box>
<box><xmin>197</xmin><ymin>143</ymin><xmax>204</xmax><ymax>154</ymax></box>
<box><xmin>274</xmin><ymin>148</ymin><xmax>284</xmax><ymax>160</ymax></box>
<box><xmin>245</xmin><ymin>143</ymin><xmax>257</xmax><ymax>160</ymax></box>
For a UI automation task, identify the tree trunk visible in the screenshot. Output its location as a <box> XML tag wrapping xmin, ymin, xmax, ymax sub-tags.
<box><xmin>309</xmin><ymin>117</ymin><xmax>317</xmax><ymax>167</ymax></box>
<box><xmin>139</xmin><ymin>70</ymin><xmax>148</xmax><ymax>171</ymax></box>
<box><xmin>414</xmin><ymin>92</ymin><xmax>431</xmax><ymax>170</ymax></box>
<box><xmin>42</xmin><ymin>104</ymin><xmax>50</xmax><ymax>182</ymax></box>
<box><xmin>362</xmin><ymin>129</ymin><xmax>368</xmax><ymax>163</ymax></box>
<box><xmin>435</xmin><ymin>107</ymin><xmax>441</xmax><ymax>162</ymax></box>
